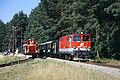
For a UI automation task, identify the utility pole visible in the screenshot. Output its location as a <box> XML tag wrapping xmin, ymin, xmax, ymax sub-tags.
<box><xmin>8</xmin><ymin>34</ymin><xmax>12</xmax><ymax>51</ymax></box>
<box><xmin>12</xmin><ymin>26</ymin><xmax>15</xmax><ymax>53</ymax></box>
<box><xmin>96</xmin><ymin>28</ymin><xmax>99</xmax><ymax>58</ymax></box>
<box><xmin>14</xmin><ymin>26</ymin><xmax>17</xmax><ymax>52</ymax></box>
<box><xmin>11</xmin><ymin>25</ymin><xmax>24</xmax><ymax>54</ymax></box>
<box><xmin>21</xmin><ymin>28</ymin><xmax>23</xmax><ymax>53</ymax></box>
<box><xmin>1</xmin><ymin>43</ymin><xmax>3</xmax><ymax>52</ymax></box>
<box><xmin>12</xmin><ymin>26</ymin><xmax>17</xmax><ymax>54</ymax></box>
<box><xmin>96</xmin><ymin>22</ymin><xmax>100</xmax><ymax>58</ymax></box>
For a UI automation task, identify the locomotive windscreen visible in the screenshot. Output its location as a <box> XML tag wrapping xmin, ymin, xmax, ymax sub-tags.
<box><xmin>83</xmin><ymin>35</ymin><xmax>90</xmax><ymax>41</ymax></box>
<box><xmin>74</xmin><ymin>35</ymin><xmax>81</xmax><ymax>42</ymax></box>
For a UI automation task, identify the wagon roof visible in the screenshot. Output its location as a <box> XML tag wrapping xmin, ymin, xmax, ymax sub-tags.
<box><xmin>39</xmin><ymin>41</ymin><xmax>53</xmax><ymax>45</ymax></box>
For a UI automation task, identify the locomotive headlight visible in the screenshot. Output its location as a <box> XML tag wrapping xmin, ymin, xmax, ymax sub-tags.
<box><xmin>27</xmin><ymin>50</ymin><xmax>29</xmax><ymax>53</ymax></box>
<box><xmin>48</xmin><ymin>50</ymin><xmax>50</xmax><ymax>52</ymax></box>
<box><xmin>43</xmin><ymin>50</ymin><xmax>45</xmax><ymax>52</ymax></box>
<box><xmin>73</xmin><ymin>46</ymin><xmax>76</xmax><ymax>49</ymax></box>
<box><xmin>36</xmin><ymin>50</ymin><xmax>38</xmax><ymax>53</ymax></box>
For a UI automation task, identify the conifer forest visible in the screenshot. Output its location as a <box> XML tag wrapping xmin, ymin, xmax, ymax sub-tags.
<box><xmin>0</xmin><ymin>0</ymin><xmax>120</xmax><ymax>59</ymax></box>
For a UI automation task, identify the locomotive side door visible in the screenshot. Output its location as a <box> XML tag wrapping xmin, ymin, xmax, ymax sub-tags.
<box><xmin>52</xmin><ymin>41</ymin><xmax>59</xmax><ymax>54</ymax></box>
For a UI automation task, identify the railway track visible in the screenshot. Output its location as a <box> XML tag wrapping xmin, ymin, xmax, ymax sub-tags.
<box><xmin>72</xmin><ymin>59</ymin><xmax>120</xmax><ymax>69</ymax></box>
<box><xmin>0</xmin><ymin>58</ymin><xmax>33</xmax><ymax>68</ymax></box>
<box><xmin>84</xmin><ymin>61</ymin><xmax>120</xmax><ymax>69</ymax></box>
<box><xmin>75</xmin><ymin>60</ymin><xmax>120</xmax><ymax>69</ymax></box>
<box><xmin>0</xmin><ymin>55</ymin><xmax>119</xmax><ymax>70</ymax></box>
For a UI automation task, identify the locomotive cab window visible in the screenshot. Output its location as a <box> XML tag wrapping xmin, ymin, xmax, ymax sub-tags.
<box><xmin>83</xmin><ymin>35</ymin><xmax>89</xmax><ymax>41</ymax></box>
<box><xmin>60</xmin><ymin>37</ymin><xmax>63</xmax><ymax>42</ymax></box>
<box><xmin>27</xmin><ymin>42</ymin><xmax>30</xmax><ymax>44</ymax></box>
<box><xmin>69</xmin><ymin>35</ymin><xmax>72</xmax><ymax>42</ymax></box>
<box><xmin>41</xmin><ymin>45</ymin><xmax>46</xmax><ymax>49</ymax></box>
<box><xmin>33</xmin><ymin>41</ymin><xmax>36</xmax><ymax>44</ymax></box>
<box><xmin>74</xmin><ymin>35</ymin><xmax>81</xmax><ymax>42</ymax></box>
<box><xmin>47</xmin><ymin>44</ymin><xmax>51</xmax><ymax>49</ymax></box>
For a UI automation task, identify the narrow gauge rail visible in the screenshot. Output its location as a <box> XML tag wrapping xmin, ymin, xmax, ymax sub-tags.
<box><xmin>71</xmin><ymin>59</ymin><xmax>120</xmax><ymax>69</ymax></box>
<box><xmin>70</xmin><ymin>59</ymin><xmax>120</xmax><ymax>69</ymax></box>
<box><xmin>84</xmin><ymin>61</ymin><xmax>120</xmax><ymax>69</ymax></box>
<box><xmin>0</xmin><ymin>58</ymin><xmax>33</xmax><ymax>68</ymax></box>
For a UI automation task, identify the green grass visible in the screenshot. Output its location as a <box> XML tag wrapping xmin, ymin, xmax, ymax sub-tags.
<box><xmin>94</xmin><ymin>58</ymin><xmax>109</xmax><ymax>63</ymax></box>
<box><xmin>0</xmin><ymin>56</ymin><xmax>19</xmax><ymax>64</ymax></box>
<box><xmin>0</xmin><ymin>58</ymin><xmax>120</xmax><ymax>80</ymax></box>
<box><xmin>94</xmin><ymin>57</ymin><xmax>119</xmax><ymax>63</ymax></box>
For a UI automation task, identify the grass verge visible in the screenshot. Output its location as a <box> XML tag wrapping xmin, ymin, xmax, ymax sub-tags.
<box><xmin>0</xmin><ymin>58</ymin><xmax>120</xmax><ymax>80</ymax></box>
<box><xmin>0</xmin><ymin>56</ymin><xmax>19</xmax><ymax>64</ymax></box>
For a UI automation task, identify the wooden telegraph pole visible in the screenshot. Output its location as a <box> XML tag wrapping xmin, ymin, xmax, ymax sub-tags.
<box><xmin>12</xmin><ymin>26</ymin><xmax>15</xmax><ymax>53</ymax></box>
<box><xmin>12</xmin><ymin>26</ymin><xmax>17</xmax><ymax>54</ymax></box>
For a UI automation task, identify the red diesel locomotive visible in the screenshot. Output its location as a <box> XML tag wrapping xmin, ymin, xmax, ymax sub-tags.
<box><xmin>23</xmin><ymin>39</ymin><xmax>38</xmax><ymax>57</ymax></box>
<box><xmin>59</xmin><ymin>33</ymin><xmax>92</xmax><ymax>59</ymax></box>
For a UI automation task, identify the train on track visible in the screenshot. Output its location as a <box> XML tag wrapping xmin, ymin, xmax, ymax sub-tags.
<box><xmin>23</xmin><ymin>33</ymin><xmax>92</xmax><ymax>60</ymax></box>
<box><xmin>23</xmin><ymin>40</ymin><xmax>39</xmax><ymax>57</ymax></box>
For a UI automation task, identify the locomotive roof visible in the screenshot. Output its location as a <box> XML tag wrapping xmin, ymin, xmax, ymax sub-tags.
<box><xmin>23</xmin><ymin>39</ymin><xmax>37</xmax><ymax>43</ymax></box>
<box><xmin>60</xmin><ymin>33</ymin><xmax>90</xmax><ymax>37</ymax></box>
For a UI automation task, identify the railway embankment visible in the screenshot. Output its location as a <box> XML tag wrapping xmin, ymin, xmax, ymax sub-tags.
<box><xmin>0</xmin><ymin>58</ymin><xmax>120</xmax><ymax>80</ymax></box>
<box><xmin>47</xmin><ymin>57</ymin><xmax>120</xmax><ymax>77</ymax></box>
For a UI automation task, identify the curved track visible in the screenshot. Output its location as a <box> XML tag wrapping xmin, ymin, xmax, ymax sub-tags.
<box><xmin>0</xmin><ymin>58</ymin><xmax>33</xmax><ymax>68</ymax></box>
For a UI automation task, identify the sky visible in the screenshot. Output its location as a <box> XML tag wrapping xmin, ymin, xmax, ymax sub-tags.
<box><xmin>0</xmin><ymin>0</ymin><xmax>40</xmax><ymax>23</ymax></box>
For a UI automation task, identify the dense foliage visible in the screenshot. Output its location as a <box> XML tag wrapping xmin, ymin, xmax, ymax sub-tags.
<box><xmin>0</xmin><ymin>20</ymin><xmax>6</xmax><ymax>51</ymax></box>
<box><xmin>0</xmin><ymin>0</ymin><xmax>120</xmax><ymax>59</ymax></box>
<box><xmin>0</xmin><ymin>11</ymin><xmax>28</xmax><ymax>52</ymax></box>
<box><xmin>10</xmin><ymin>11</ymin><xmax>28</xmax><ymax>52</ymax></box>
